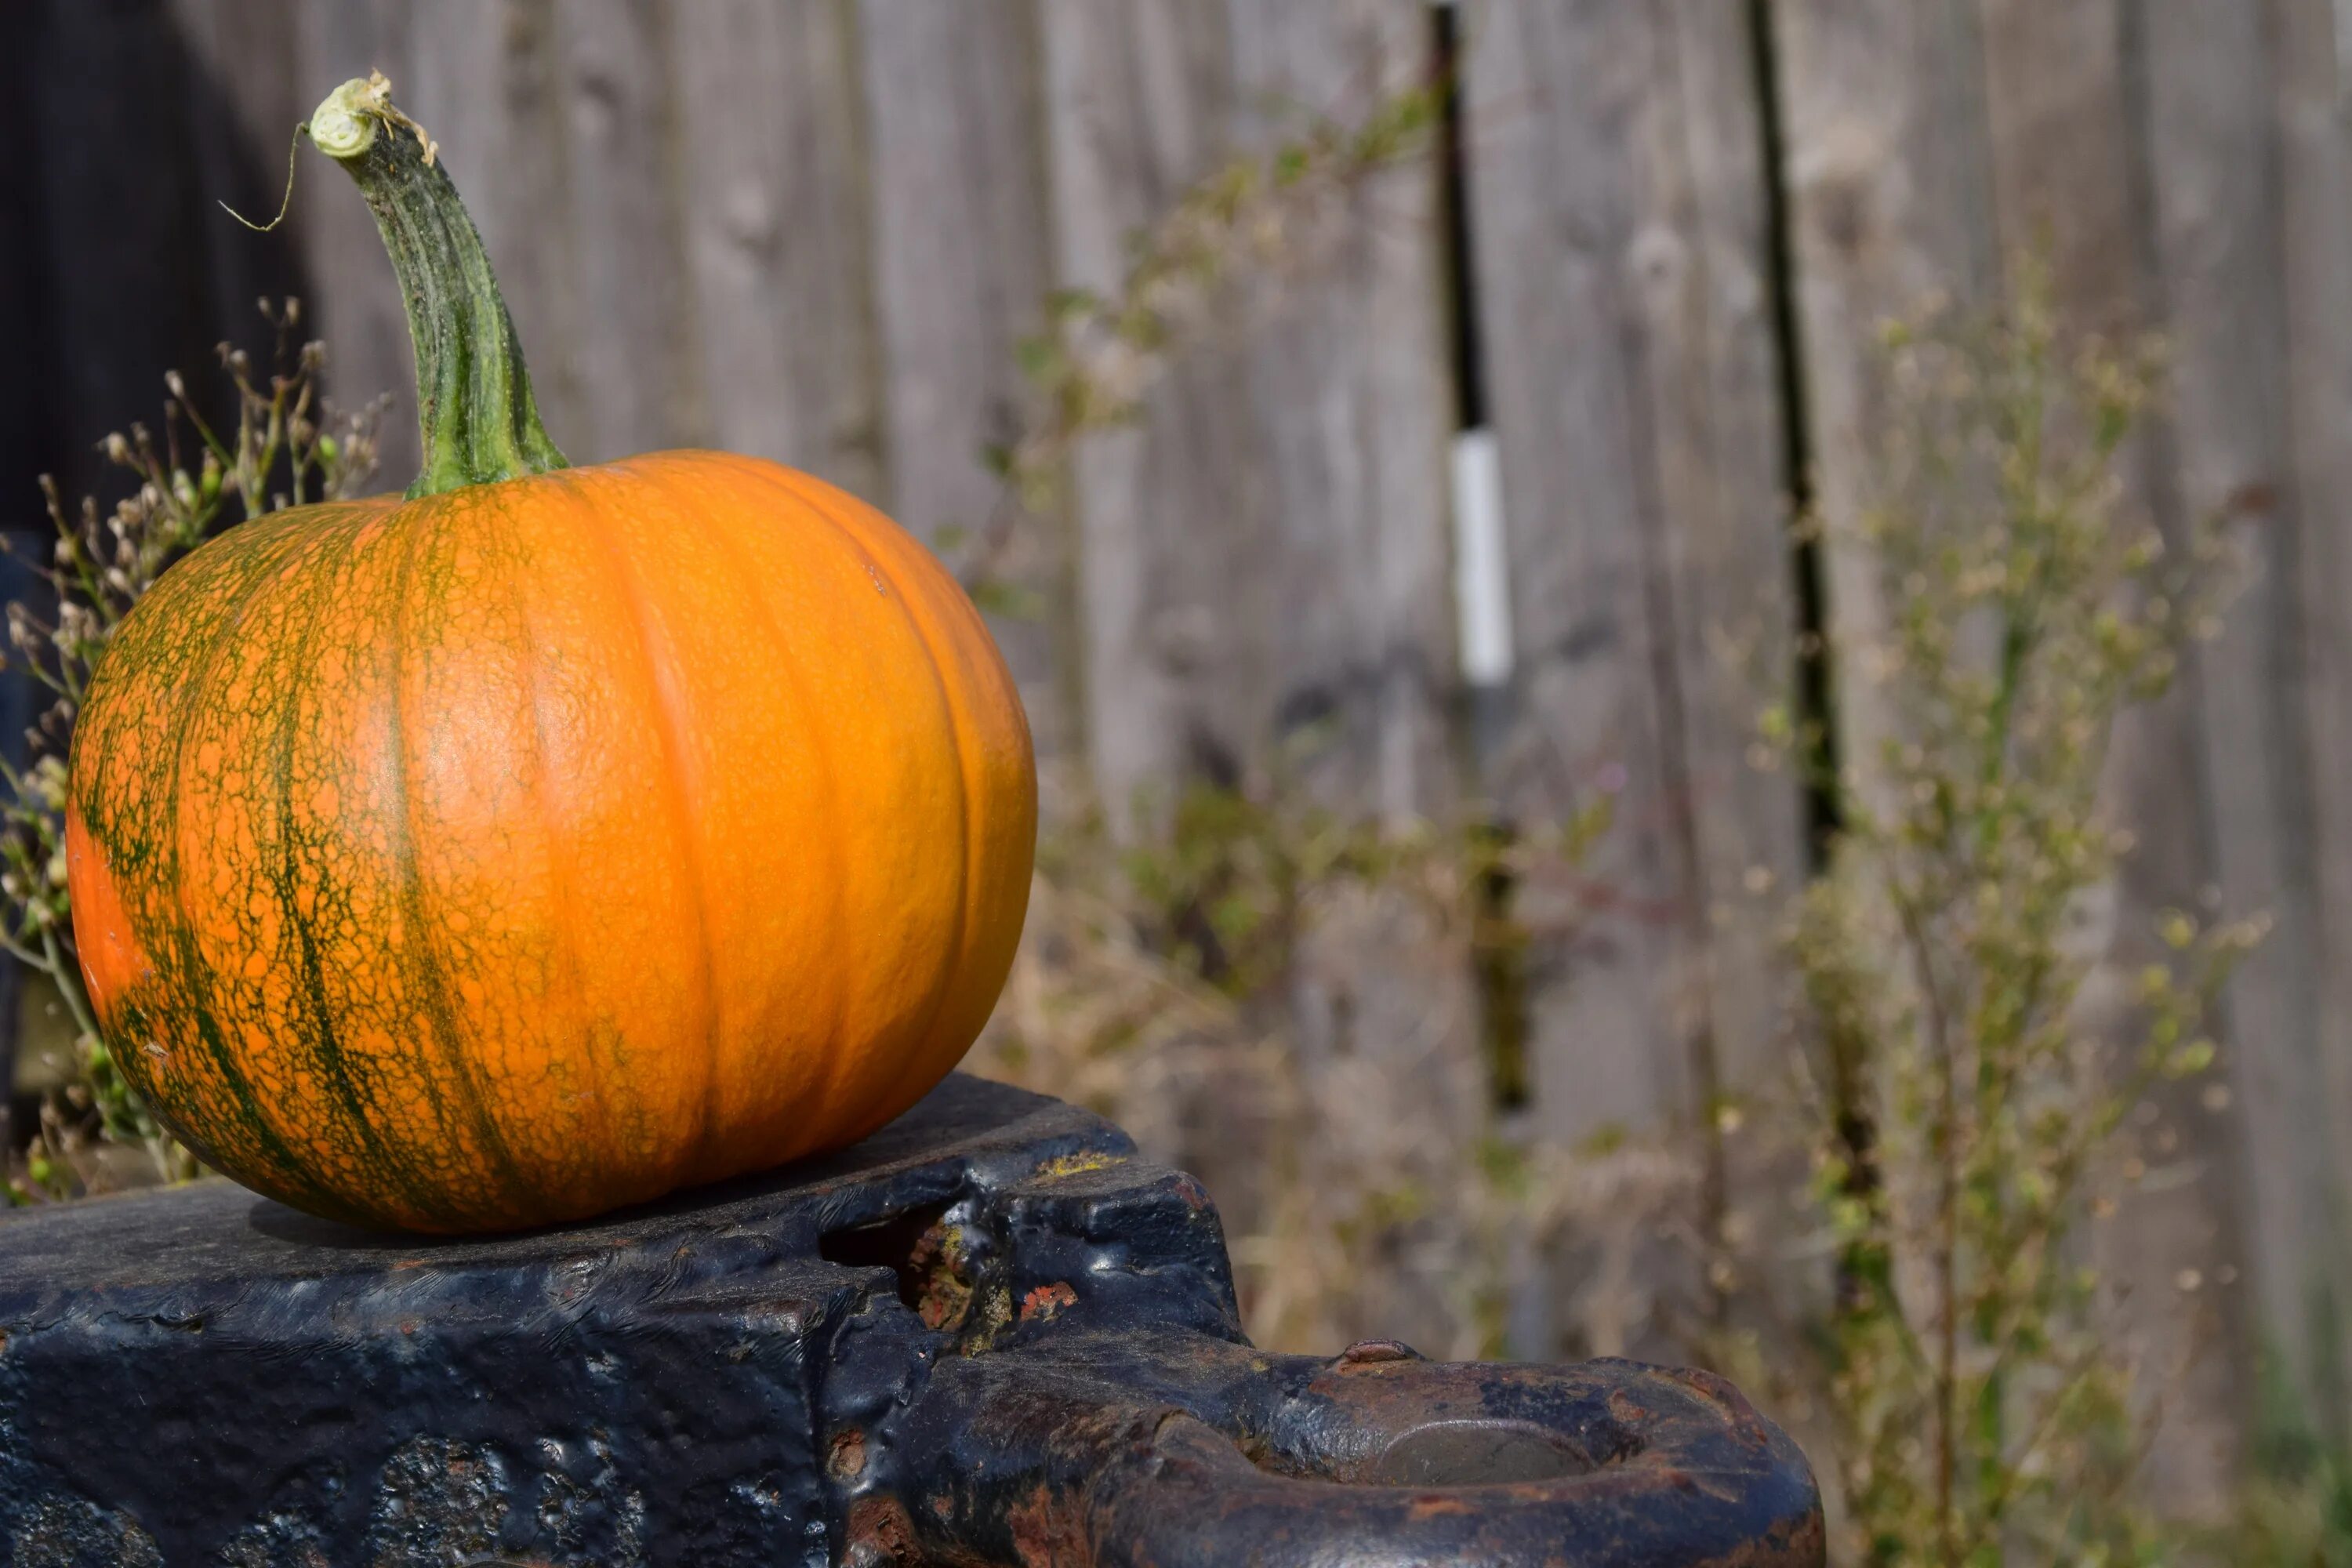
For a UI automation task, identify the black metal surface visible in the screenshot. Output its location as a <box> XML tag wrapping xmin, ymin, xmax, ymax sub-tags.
<box><xmin>0</xmin><ymin>1073</ymin><xmax>1822</xmax><ymax>1566</ymax></box>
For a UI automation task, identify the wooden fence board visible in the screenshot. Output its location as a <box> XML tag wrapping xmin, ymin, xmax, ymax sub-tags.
<box><xmin>1224</xmin><ymin>0</ymin><xmax>1457</xmax><ymax>826</ymax></box>
<box><xmin>2273</xmin><ymin>2</ymin><xmax>2352</xmax><ymax>1431</ymax></box>
<box><xmin>1973</xmin><ymin>0</ymin><xmax>2251</xmax><ymax>1504</ymax></box>
<box><xmin>296</xmin><ymin>1</ymin><xmax>885</xmax><ymax>496</ymax></box>
<box><xmin>673</xmin><ymin>0</ymin><xmax>883</xmax><ymax>497</ymax></box>
<box><xmin>399</xmin><ymin>0</ymin><xmax>570</xmax><ymax>439</ymax></box>
<box><xmin>1462</xmin><ymin>2</ymin><xmax>1800</xmax><ymax>1166</ymax></box>
<box><xmin>1633</xmin><ymin>0</ymin><xmax>1807</xmax><ymax>1147</ymax></box>
<box><xmin>1040</xmin><ymin>0</ymin><xmax>1454</xmax><ymax>823</ymax></box>
<box><xmin>558</xmin><ymin>0</ymin><xmax>709</xmax><ymax>463</ymax></box>
<box><xmin>1038</xmin><ymin>0</ymin><xmax>1243</xmax><ymax>822</ymax></box>
<box><xmin>1228</xmin><ymin>0</ymin><xmax>1470</xmax><ymax>1352</ymax></box>
<box><xmin>1461</xmin><ymin>0</ymin><xmax>1686</xmax><ymax>1149</ymax></box>
<box><xmin>2141</xmin><ymin>0</ymin><xmax>2350</xmax><ymax>1432</ymax></box>
<box><xmin>1034</xmin><ymin>0</ymin><xmax>1470</xmax><ymax>1356</ymax></box>
<box><xmin>1770</xmin><ymin>0</ymin><xmax>2000</xmax><ymax>815</ymax></box>
<box><xmin>1773</xmin><ymin>0</ymin><xmax>2314</xmax><ymax>1486</ymax></box>
<box><xmin>289</xmin><ymin>0</ymin><xmax>421</xmax><ymax>481</ymax></box>
<box><xmin>856</xmin><ymin>0</ymin><xmax>1073</xmax><ymax>756</ymax></box>
<box><xmin>313</xmin><ymin>2</ymin><xmax>542</xmax><ymax>474</ymax></box>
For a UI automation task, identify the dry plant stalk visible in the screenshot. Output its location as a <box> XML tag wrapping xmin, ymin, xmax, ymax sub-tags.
<box><xmin>4</xmin><ymin>301</ymin><xmax>385</xmax><ymax>1203</ymax></box>
<box><xmin>965</xmin><ymin>771</ymin><xmax>1686</xmax><ymax>1360</ymax></box>
<box><xmin>1739</xmin><ymin>270</ymin><xmax>2257</xmax><ymax>1565</ymax></box>
<box><xmin>946</xmin><ymin>59</ymin><xmax>1446</xmax><ymax>610</ymax></box>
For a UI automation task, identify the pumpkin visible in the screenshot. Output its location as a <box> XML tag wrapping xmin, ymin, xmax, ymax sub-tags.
<box><xmin>64</xmin><ymin>74</ymin><xmax>1036</xmax><ymax>1232</ymax></box>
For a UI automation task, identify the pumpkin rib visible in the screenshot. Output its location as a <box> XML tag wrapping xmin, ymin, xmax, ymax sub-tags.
<box><xmin>750</xmin><ymin>462</ymin><xmax>981</xmax><ymax>1140</ymax></box>
<box><xmin>501</xmin><ymin>492</ymin><xmax>628</xmax><ymax>1200</ymax></box>
<box><xmin>552</xmin><ymin>466</ymin><xmax>728</xmax><ymax>1166</ymax></box>
<box><xmin>630</xmin><ymin>455</ymin><xmax>859</xmax><ymax>1163</ymax></box>
<box><xmin>385</xmin><ymin>500</ymin><xmax>545</xmax><ymax>1223</ymax></box>
<box><xmin>809</xmin><ymin>463</ymin><xmax>1034</xmax><ymax>1128</ymax></box>
<box><xmin>148</xmin><ymin>515</ymin><xmax>361</xmax><ymax>1218</ymax></box>
<box><xmin>263</xmin><ymin>509</ymin><xmax>463</xmax><ymax>1226</ymax></box>
<box><xmin>804</xmin><ymin>477</ymin><xmax>1034</xmax><ymax>1085</ymax></box>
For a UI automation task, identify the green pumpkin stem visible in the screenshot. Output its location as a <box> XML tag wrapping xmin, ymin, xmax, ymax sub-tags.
<box><xmin>310</xmin><ymin>74</ymin><xmax>567</xmax><ymax>499</ymax></box>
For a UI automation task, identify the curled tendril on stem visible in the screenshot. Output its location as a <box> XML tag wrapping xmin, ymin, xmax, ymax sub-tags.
<box><xmin>219</xmin><ymin>124</ymin><xmax>307</xmax><ymax>234</ymax></box>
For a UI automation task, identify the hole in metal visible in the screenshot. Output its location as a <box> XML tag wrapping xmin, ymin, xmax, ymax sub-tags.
<box><xmin>818</xmin><ymin>1199</ymin><xmax>977</xmax><ymax>1330</ymax></box>
<box><xmin>1367</xmin><ymin>1421</ymin><xmax>1591</xmax><ymax>1486</ymax></box>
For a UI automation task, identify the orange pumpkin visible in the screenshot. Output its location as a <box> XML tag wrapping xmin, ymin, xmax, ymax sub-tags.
<box><xmin>64</xmin><ymin>74</ymin><xmax>1035</xmax><ymax>1232</ymax></box>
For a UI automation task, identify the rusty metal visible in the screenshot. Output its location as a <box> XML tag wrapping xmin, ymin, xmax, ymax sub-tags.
<box><xmin>0</xmin><ymin>1074</ymin><xmax>1821</xmax><ymax>1566</ymax></box>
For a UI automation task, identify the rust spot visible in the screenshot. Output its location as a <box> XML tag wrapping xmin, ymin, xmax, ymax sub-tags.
<box><xmin>1006</xmin><ymin>1482</ymin><xmax>1088</xmax><ymax>1568</ymax></box>
<box><xmin>1697</xmin><ymin>1500</ymin><xmax>1828</xmax><ymax>1567</ymax></box>
<box><xmin>1655</xmin><ymin>1363</ymin><xmax>1739</xmax><ymax>1414</ymax></box>
<box><xmin>1649</xmin><ymin>1363</ymin><xmax>1769</xmax><ymax>1454</ymax></box>
<box><xmin>844</xmin><ymin>1494</ymin><xmax>918</xmax><ymax>1567</ymax></box>
<box><xmin>1334</xmin><ymin>1338</ymin><xmax>1421</xmax><ymax>1367</ymax></box>
<box><xmin>828</xmin><ymin>1428</ymin><xmax>869</xmax><ymax>1479</ymax></box>
<box><xmin>930</xmin><ymin>1494</ymin><xmax>955</xmax><ymax>1521</ymax></box>
<box><xmin>1019</xmin><ymin>1282</ymin><xmax>1078</xmax><ymax>1323</ymax></box>
<box><xmin>1407</xmin><ymin>1494</ymin><xmax>1474</xmax><ymax>1519</ymax></box>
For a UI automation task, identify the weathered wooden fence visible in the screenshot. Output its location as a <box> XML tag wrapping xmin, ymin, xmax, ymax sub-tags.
<box><xmin>10</xmin><ymin>0</ymin><xmax>2352</xmax><ymax>1506</ymax></box>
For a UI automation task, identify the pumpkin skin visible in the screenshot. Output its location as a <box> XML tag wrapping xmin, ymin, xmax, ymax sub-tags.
<box><xmin>67</xmin><ymin>450</ymin><xmax>1036</xmax><ymax>1231</ymax></box>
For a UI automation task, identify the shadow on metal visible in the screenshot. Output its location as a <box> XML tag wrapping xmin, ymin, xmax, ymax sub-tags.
<box><xmin>0</xmin><ymin>1075</ymin><xmax>1821</xmax><ymax>1566</ymax></box>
